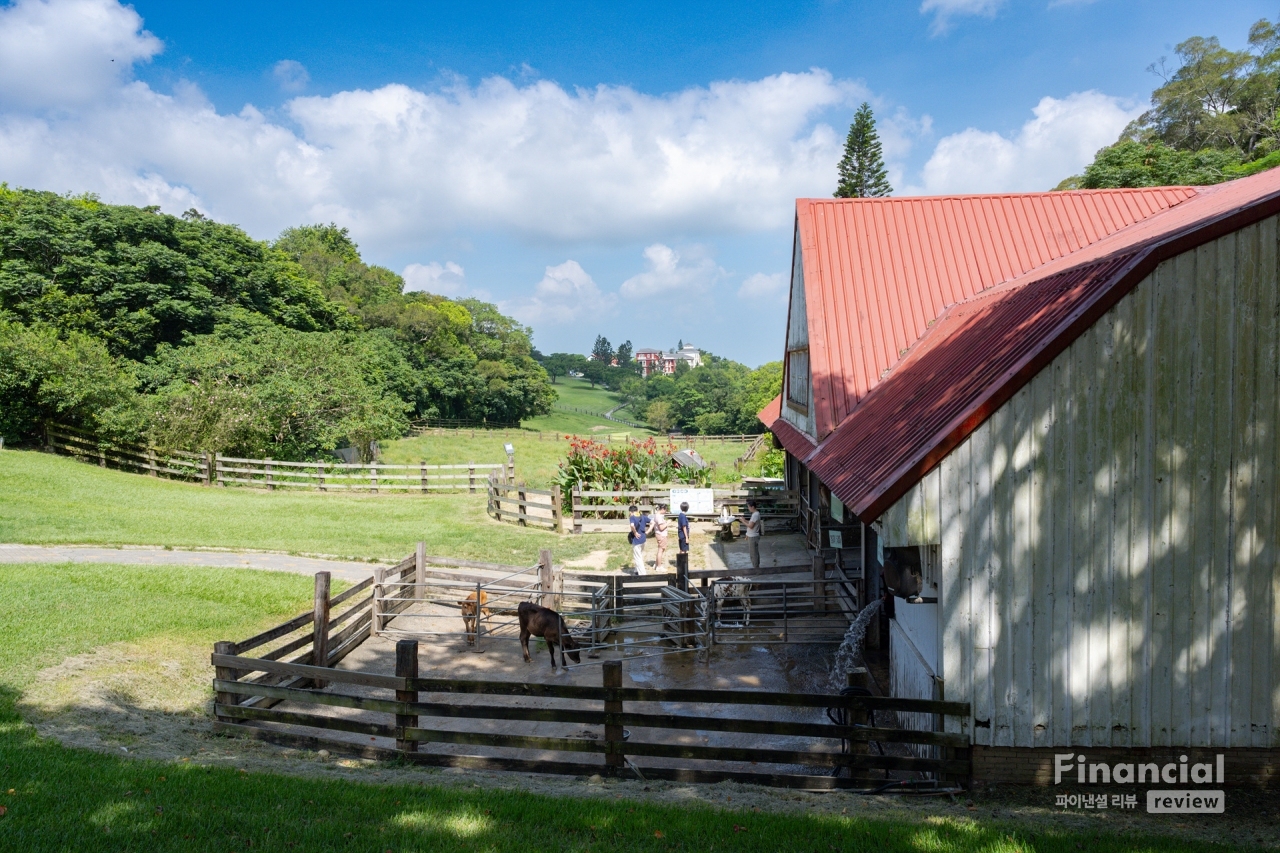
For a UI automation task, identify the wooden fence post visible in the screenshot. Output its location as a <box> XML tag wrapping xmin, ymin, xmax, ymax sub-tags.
<box><xmin>551</xmin><ymin>484</ymin><xmax>563</xmax><ymax>532</ymax></box>
<box><xmin>468</xmin><ymin>462</ymin><xmax>476</xmax><ymax>493</ymax></box>
<box><xmin>147</xmin><ymin>446</ymin><xmax>158</xmax><ymax>476</ymax></box>
<box><xmin>414</xmin><ymin>542</ymin><xmax>425</xmax><ymax>602</ymax></box>
<box><xmin>98</xmin><ymin>446</ymin><xmax>106</xmax><ymax>468</ymax></box>
<box><xmin>203</xmin><ymin>451</ymin><xmax>214</xmax><ymax>486</ymax></box>
<box><xmin>675</xmin><ymin>552</ymin><xmax>689</xmax><ymax>593</ymax></box>
<box><xmin>371</xmin><ymin>567</ymin><xmax>385</xmax><ymax>637</ymax></box>
<box><xmin>213</xmin><ymin>640</ymin><xmax>239</xmax><ymax>722</ymax></box>
<box><xmin>317</xmin><ymin>461</ymin><xmax>325</xmax><ymax>492</ymax></box>
<box><xmin>603</xmin><ymin>661</ymin><xmax>624</xmax><ymax>777</ymax></box>
<box><xmin>312</xmin><ymin>572</ymin><xmax>331</xmax><ymax>686</ymax></box>
<box><xmin>506</xmin><ymin>450</ymin><xmax>515</xmax><ymax>481</ymax></box>
<box><xmin>572</xmin><ymin>483</ymin><xmax>583</xmax><ymax>535</ymax></box>
<box><xmin>420</xmin><ymin>462</ymin><xmax>428</xmax><ymax>494</ymax></box>
<box><xmin>813</xmin><ymin>553</ymin><xmax>827</xmax><ymax>613</ymax></box>
<box><xmin>517</xmin><ymin>483</ymin><xmax>528</xmax><ymax>527</ymax></box>
<box><xmin>396</xmin><ymin>640</ymin><xmax>419</xmax><ymax>754</ymax></box>
<box><xmin>215</xmin><ymin>454</ymin><xmax>226</xmax><ymax>487</ymax></box>
<box><xmin>538</xmin><ymin>549</ymin><xmax>554</xmax><ymax>609</ymax></box>
<box><xmin>265</xmin><ymin>458</ymin><xmax>274</xmax><ymax>491</ymax></box>
<box><xmin>370</xmin><ymin>464</ymin><xmax>378</xmax><ymax>494</ymax></box>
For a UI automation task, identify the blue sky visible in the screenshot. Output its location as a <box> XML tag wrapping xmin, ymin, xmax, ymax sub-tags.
<box><xmin>0</xmin><ymin>1</ymin><xmax>1271</xmax><ymax>364</ymax></box>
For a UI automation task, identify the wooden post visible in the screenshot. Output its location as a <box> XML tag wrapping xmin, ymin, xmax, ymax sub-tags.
<box><xmin>507</xmin><ymin>451</ymin><xmax>515</xmax><ymax>481</ymax></box>
<box><xmin>538</xmin><ymin>549</ymin><xmax>556</xmax><ymax>610</ymax></box>
<box><xmin>813</xmin><ymin>553</ymin><xmax>828</xmax><ymax>613</ymax></box>
<box><xmin>603</xmin><ymin>660</ymin><xmax>624</xmax><ymax>777</ymax></box>
<box><xmin>572</xmin><ymin>483</ymin><xmax>583</xmax><ymax>535</ymax></box>
<box><xmin>469</xmin><ymin>462</ymin><xmax>476</xmax><ymax>493</ymax></box>
<box><xmin>420</xmin><ymin>462</ymin><xmax>428</xmax><ymax>494</ymax></box>
<box><xmin>317</xmin><ymin>461</ymin><xmax>325</xmax><ymax>492</ymax></box>
<box><xmin>414</xmin><ymin>542</ymin><xmax>425</xmax><ymax>602</ymax></box>
<box><xmin>216</xmin><ymin>454</ymin><xmax>225</xmax><ymax>487</ymax></box>
<box><xmin>147</xmin><ymin>446</ymin><xmax>158</xmax><ymax>476</ymax></box>
<box><xmin>312</xmin><ymin>572</ymin><xmax>331</xmax><ymax>685</ymax></box>
<box><xmin>370</xmin><ymin>464</ymin><xmax>378</xmax><ymax>494</ymax></box>
<box><xmin>551</xmin><ymin>484</ymin><xmax>563</xmax><ymax>532</ymax></box>
<box><xmin>203</xmin><ymin>450</ymin><xmax>214</xmax><ymax>486</ymax></box>
<box><xmin>517</xmin><ymin>483</ymin><xmax>528</xmax><ymax>527</ymax></box>
<box><xmin>265</xmin><ymin>458</ymin><xmax>274</xmax><ymax>491</ymax></box>
<box><xmin>396</xmin><ymin>640</ymin><xmax>419</xmax><ymax>754</ymax></box>
<box><xmin>675</xmin><ymin>552</ymin><xmax>689</xmax><ymax>593</ymax></box>
<box><xmin>371</xmin><ymin>566</ymin><xmax>385</xmax><ymax>637</ymax></box>
<box><xmin>99</xmin><ymin>446</ymin><xmax>106</xmax><ymax>468</ymax></box>
<box><xmin>213</xmin><ymin>640</ymin><xmax>239</xmax><ymax>722</ymax></box>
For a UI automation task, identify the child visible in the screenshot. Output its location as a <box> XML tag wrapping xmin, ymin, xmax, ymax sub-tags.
<box><xmin>628</xmin><ymin>504</ymin><xmax>647</xmax><ymax>575</ymax></box>
<box><xmin>677</xmin><ymin>501</ymin><xmax>691</xmax><ymax>557</ymax></box>
<box><xmin>650</xmin><ymin>503</ymin><xmax>669</xmax><ymax>572</ymax></box>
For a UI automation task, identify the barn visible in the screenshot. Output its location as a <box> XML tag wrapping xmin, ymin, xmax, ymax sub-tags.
<box><xmin>760</xmin><ymin>169</ymin><xmax>1280</xmax><ymax>786</ymax></box>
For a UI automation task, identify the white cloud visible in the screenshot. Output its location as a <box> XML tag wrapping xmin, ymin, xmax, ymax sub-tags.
<box><xmin>0</xmin><ymin>0</ymin><xmax>912</xmax><ymax>250</ymax></box>
<box><xmin>907</xmin><ymin>91</ymin><xmax>1141</xmax><ymax>195</ymax></box>
<box><xmin>402</xmin><ymin>261</ymin><xmax>467</xmax><ymax>296</ymax></box>
<box><xmin>737</xmin><ymin>272</ymin><xmax>786</xmax><ymax>301</ymax></box>
<box><xmin>920</xmin><ymin>0</ymin><xmax>1005</xmax><ymax>34</ymax></box>
<box><xmin>619</xmin><ymin>243</ymin><xmax>723</xmax><ymax>298</ymax></box>
<box><xmin>0</xmin><ymin>0</ymin><xmax>161</xmax><ymax>109</ymax></box>
<box><xmin>272</xmin><ymin>59</ymin><xmax>310</xmax><ymax>93</ymax></box>
<box><xmin>505</xmin><ymin>260</ymin><xmax>616</xmax><ymax>326</ymax></box>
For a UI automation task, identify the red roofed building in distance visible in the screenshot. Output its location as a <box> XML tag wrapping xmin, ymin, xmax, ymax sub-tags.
<box><xmin>759</xmin><ymin>172</ymin><xmax>1280</xmax><ymax>785</ymax></box>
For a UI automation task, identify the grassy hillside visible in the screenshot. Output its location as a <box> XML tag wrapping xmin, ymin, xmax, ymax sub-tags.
<box><xmin>524</xmin><ymin>376</ymin><xmax>654</xmax><ymax>435</ymax></box>
<box><xmin>0</xmin><ymin>450</ymin><xmax>623</xmax><ymax>565</ymax></box>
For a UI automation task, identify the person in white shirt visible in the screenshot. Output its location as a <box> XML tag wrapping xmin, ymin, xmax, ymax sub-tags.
<box><xmin>743</xmin><ymin>500</ymin><xmax>762</xmax><ymax>569</ymax></box>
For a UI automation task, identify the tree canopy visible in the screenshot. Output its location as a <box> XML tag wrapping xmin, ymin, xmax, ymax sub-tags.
<box><xmin>1059</xmin><ymin>17</ymin><xmax>1280</xmax><ymax>189</ymax></box>
<box><xmin>835</xmin><ymin>103</ymin><xmax>892</xmax><ymax>199</ymax></box>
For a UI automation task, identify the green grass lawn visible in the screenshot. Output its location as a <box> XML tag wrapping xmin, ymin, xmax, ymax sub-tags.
<box><xmin>0</xmin><ymin>562</ymin><xmax>1248</xmax><ymax>852</ymax></box>
<box><xmin>0</xmin><ymin>450</ymin><xmax>630</xmax><ymax>565</ymax></box>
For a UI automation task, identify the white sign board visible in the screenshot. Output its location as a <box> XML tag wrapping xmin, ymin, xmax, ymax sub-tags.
<box><xmin>669</xmin><ymin>487</ymin><xmax>715</xmax><ymax>515</ymax></box>
<box><xmin>829</xmin><ymin>530</ymin><xmax>843</xmax><ymax>549</ymax></box>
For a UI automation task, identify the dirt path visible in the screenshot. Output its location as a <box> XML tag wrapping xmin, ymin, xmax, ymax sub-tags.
<box><xmin>0</xmin><ymin>544</ymin><xmax>380</xmax><ymax>583</ymax></box>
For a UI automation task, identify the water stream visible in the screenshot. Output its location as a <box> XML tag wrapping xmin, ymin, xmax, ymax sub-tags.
<box><xmin>828</xmin><ymin>599</ymin><xmax>882</xmax><ymax>690</ymax></box>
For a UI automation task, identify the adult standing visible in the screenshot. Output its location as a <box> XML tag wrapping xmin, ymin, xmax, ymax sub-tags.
<box><xmin>743</xmin><ymin>499</ymin><xmax>762</xmax><ymax>570</ymax></box>
<box><xmin>628</xmin><ymin>504</ymin><xmax>648</xmax><ymax>575</ymax></box>
<box><xmin>650</xmin><ymin>503</ymin><xmax>670</xmax><ymax>573</ymax></box>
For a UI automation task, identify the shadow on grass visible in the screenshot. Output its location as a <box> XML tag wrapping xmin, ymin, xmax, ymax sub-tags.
<box><xmin>0</xmin><ymin>680</ymin><xmax>1255</xmax><ymax>853</ymax></box>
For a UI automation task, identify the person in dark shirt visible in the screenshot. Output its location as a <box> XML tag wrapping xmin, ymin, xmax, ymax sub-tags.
<box><xmin>628</xmin><ymin>504</ymin><xmax>647</xmax><ymax>574</ymax></box>
<box><xmin>677</xmin><ymin>501</ymin><xmax>691</xmax><ymax>554</ymax></box>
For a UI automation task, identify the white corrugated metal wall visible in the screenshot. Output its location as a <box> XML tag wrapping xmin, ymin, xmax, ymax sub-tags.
<box><xmin>781</xmin><ymin>226</ymin><xmax>815</xmax><ymax>437</ymax></box>
<box><xmin>879</xmin><ymin>215</ymin><xmax>1280</xmax><ymax>749</ymax></box>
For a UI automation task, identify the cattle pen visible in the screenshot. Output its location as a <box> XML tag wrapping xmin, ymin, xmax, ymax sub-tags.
<box><xmin>210</xmin><ymin>547</ymin><xmax>971</xmax><ymax>790</ymax></box>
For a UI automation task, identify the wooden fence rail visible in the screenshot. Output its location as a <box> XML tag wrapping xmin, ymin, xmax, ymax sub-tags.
<box><xmin>570</xmin><ymin>486</ymin><xmax>799</xmax><ymax>534</ymax></box>
<box><xmin>485</xmin><ymin>471</ymin><xmax>562</xmax><ymax>530</ymax></box>
<box><xmin>45</xmin><ymin>424</ymin><xmax>508</xmax><ymax>494</ymax></box>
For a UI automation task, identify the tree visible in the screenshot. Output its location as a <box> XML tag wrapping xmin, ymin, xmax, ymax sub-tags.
<box><xmin>835</xmin><ymin>103</ymin><xmax>892</xmax><ymax>199</ymax></box>
<box><xmin>582</xmin><ymin>359</ymin><xmax>607</xmax><ymax>389</ymax></box>
<box><xmin>591</xmin><ymin>335</ymin><xmax>613</xmax><ymax>365</ymax></box>
<box><xmin>645</xmin><ymin>399</ymin><xmax>675</xmax><ymax>432</ymax></box>
<box><xmin>615</xmin><ymin>340</ymin><xmax>633</xmax><ymax>367</ymax></box>
<box><xmin>1062</xmin><ymin>141</ymin><xmax>1240</xmax><ymax>189</ymax></box>
<box><xmin>543</xmin><ymin>352</ymin><xmax>574</xmax><ymax>384</ymax></box>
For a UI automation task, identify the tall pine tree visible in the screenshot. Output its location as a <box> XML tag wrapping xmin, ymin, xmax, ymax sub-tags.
<box><xmin>835</xmin><ymin>103</ymin><xmax>892</xmax><ymax>198</ymax></box>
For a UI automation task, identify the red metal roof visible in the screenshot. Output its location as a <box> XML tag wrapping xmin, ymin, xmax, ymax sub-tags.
<box><xmin>795</xmin><ymin>187</ymin><xmax>1198</xmax><ymax>439</ymax></box>
<box><xmin>787</xmin><ymin>167</ymin><xmax>1280</xmax><ymax>521</ymax></box>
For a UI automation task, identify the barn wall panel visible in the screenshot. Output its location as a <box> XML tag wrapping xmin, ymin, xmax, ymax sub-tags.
<box><xmin>884</xmin><ymin>215</ymin><xmax>1280</xmax><ymax>748</ymax></box>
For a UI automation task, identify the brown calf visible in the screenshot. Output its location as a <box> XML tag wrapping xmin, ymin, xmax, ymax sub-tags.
<box><xmin>458</xmin><ymin>590</ymin><xmax>491</xmax><ymax>646</ymax></box>
<box><xmin>517</xmin><ymin>601</ymin><xmax>581</xmax><ymax>669</ymax></box>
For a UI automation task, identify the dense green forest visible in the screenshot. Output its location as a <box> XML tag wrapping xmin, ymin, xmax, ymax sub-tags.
<box><xmin>0</xmin><ymin>188</ymin><xmax>553</xmax><ymax>459</ymax></box>
<box><xmin>1060</xmin><ymin>16</ymin><xmax>1280</xmax><ymax>189</ymax></box>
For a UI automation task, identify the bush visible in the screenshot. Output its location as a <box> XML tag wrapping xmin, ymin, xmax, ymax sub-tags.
<box><xmin>555</xmin><ymin>437</ymin><xmax>710</xmax><ymax>511</ymax></box>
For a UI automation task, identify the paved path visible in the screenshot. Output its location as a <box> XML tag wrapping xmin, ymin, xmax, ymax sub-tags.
<box><xmin>0</xmin><ymin>544</ymin><xmax>378</xmax><ymax>583</ymax></box>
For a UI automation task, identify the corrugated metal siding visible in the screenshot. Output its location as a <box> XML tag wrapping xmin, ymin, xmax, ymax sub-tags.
<box><xmin>894</xmin><ymin>216</ymin><xmax>1280</xmax><ymax>748</ymax></box>
<box><xmin>797</xmin><ymin>188</ymin><xmax>1198</xmax><ymax>438</ymax></box>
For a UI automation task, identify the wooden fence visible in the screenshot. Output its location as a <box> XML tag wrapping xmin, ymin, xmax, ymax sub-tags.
<box><xmin>732</xmin><ymin>432</ymin><xmax>772</xmax><ymax>470</ymax></box>
<box><xmin>486</xmin><ymin>472</ymin><xmax>562</xmax><ymax>530</ymax></box>
<box><xmin>570</xmin><ymin>486</ymin><xmax>800</xmax><ymax>534</ymax></box>
<box><xmin>212</xmin><ymin>646</ymin><xmax>972</xmax><ymax>789</ymax></box>
<box><xmin>45</xmin><ymin>424</ymin><xmax>508</xmax><ymax>494</ymax></box>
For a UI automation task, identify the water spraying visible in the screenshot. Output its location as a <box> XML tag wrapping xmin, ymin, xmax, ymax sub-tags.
<box><xmin>829</xmin><ymin>599</ymin><xmax>882</xmax><ymax>690</ymax></box>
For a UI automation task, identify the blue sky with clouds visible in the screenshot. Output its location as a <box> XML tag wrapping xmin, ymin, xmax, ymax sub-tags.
<box><xmin>0</xmin><ymin>1</ymin><xmax>1271</xmax><ymax>364</ymax></box>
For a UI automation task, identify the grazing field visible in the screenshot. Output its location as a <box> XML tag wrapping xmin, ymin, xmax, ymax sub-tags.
<box><xmin>0</xmin><ymin>450</ymin><xmax>628</xmax><ymax>565</ymax></box>
<box><xmin>0</xmin><ymin>562</ymin><xmax>1255</xmax><ymax>853</ymax></box>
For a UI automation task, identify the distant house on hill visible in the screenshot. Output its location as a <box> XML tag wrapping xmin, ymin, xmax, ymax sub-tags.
<box><xmin>635</xmin><ymin>345</ymin><xmax>703</xmax><ymax>377</ymax></box>
<box><xmin>760</xmin><ymin>171</ymin><xmax>1280</xmax><ymax>786</ymax></box>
